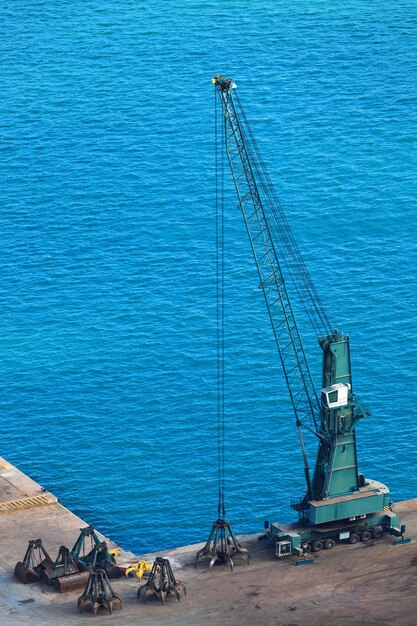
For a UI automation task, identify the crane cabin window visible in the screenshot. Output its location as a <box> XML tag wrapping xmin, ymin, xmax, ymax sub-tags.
<box><xmin>328</xmin><ymin>390</ymin><xmax>339</xmax><ymax>404</ymax></box>
<box><xmin>321</xmin><ymin>383</ymin><xmax>350</xmax><ymax>409</ymax></box>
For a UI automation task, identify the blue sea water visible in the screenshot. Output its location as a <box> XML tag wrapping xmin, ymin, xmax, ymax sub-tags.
<box><xmin>1</xmin><ymin>1</ymin><xmax>416</xmax><ymax>554</ymax></box>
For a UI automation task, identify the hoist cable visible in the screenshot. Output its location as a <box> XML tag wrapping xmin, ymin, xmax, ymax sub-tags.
<box><xmin>237</xmin><ymin>95</ymin><xmax>330</xmax><ymax>336</ymax></box>
<box><xmin>215</xmin><ymin>88</ymin><xmax>226</xmax><ymax>519</ymax></box>
<box><xmin>234</xmin><ymin>93</ymin><xmax>332</xmax><ymax>337</ymax></box>
<box><xmin>239</xmin><ymin>100</ymin><xmax>331</xmax><ymax>336</ymax></box>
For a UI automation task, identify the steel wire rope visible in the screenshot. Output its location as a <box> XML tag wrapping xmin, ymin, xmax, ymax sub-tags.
<box><xmin>247</xmin><ymin>131</ymin><xmax>331</xmax><ymax>335</ymax></box>
<box><xmin>238</xmin><ymin>109</ymin><xmax>329</xmax><ymax>336</ymax></box>
<box><xmin>219</xmin><ymin>106</ymin><xmax>226</xmax><ymax>519</ymax></box>
<box><xmin>228</xmin><ymin>91</ymin><xmax>323</xmax><ymax>436</ymax></box>
<box><xmin>244</xmin><ymin>128</ymin><xmax>328</xmax><ymax>335</ymax></box>
<box><xmin>215</xmin><ymin>89</ymin><xmax>226</xmax><ymax>519</ymax></box>
<box><xmin>242</xmin><ymin>130</ymin><xmax>325</xmax><ymax>426</ymax></box>
<box><xmin>234</xmin><ymin>93</ymin><xmax>332</xmax><ymax>338</ymax></box>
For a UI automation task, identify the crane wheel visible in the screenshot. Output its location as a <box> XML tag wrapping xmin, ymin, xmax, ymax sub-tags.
<box><xmin>372</xmin><ymin>526</ymin><xmax>383</xmax><ymax>539</ymax></box>
<box><xmin>349</xmin><ymin>533</ymin><xmax>360</xmax><ymax>544</ymax></box>
<box><xmin>360</xmin><ymin>530</ymin><xmax>372</xmax><ymax>542</ymax></box>
<box><xmin>323</xmin><ymin>539</ymin><xmax>335</xmax><ymax>550</ymax></box>
<box><xmin>311</xmin><ymin>540</ymin><xmax>323</xmax><ymax>552</ymax></box>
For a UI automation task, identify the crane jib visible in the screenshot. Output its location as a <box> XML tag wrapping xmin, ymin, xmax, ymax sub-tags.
<box><xmin>212</xmin><ymin>75</ymin><xmax>324</xmax><ymax>501</ymax></box>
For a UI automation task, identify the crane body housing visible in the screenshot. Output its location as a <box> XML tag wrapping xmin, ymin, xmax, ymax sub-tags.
<box><xmin>212</xmin><ymin>74</ymin><xmax>404</xmax><ymax>555</ymax></box>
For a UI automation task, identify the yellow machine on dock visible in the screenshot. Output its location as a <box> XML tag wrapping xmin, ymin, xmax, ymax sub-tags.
<box><xmin>125</xmin><ymin>559</ymin><xmax>152</xmax><ymax>581</ymax></box>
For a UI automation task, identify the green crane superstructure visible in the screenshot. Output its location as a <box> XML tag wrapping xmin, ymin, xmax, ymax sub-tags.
<box><xmin>212</xmin><ymin>74</ymin><xmax>404</xmax><ymax>553</ymax></box>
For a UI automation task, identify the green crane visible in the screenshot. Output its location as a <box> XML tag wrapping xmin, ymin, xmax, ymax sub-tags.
<box><xmin>212</xmin><ymin>74</ymin><xmax>404</xmax><ymax>552</ymax></box>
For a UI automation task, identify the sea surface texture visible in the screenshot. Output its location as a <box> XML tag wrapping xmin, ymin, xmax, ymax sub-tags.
<box><xmin>1</xmin><ymin>1</ymin><xmax>416</xmax><ymax>553</ymax></box>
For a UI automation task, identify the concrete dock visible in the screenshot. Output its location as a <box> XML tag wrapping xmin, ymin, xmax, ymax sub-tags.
<box><xmin>0</xmin><ymin>456</ymin><xmax>416</xmax><ymax>626</ymax></box>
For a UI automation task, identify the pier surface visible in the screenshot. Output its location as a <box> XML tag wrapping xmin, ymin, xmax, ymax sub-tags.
<box><xmin>0</xmin><ymin>456</ymin><xmax>416</xmax><ymax>626</ymax></box>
